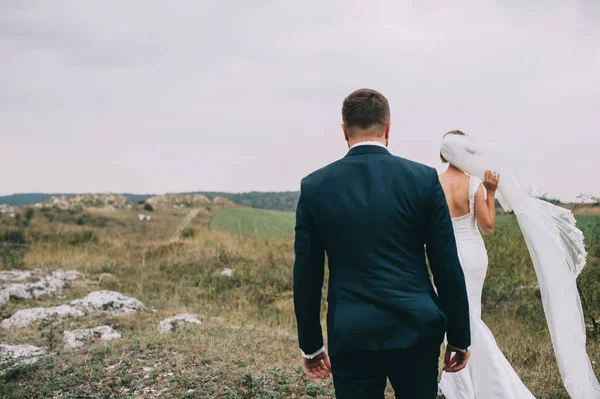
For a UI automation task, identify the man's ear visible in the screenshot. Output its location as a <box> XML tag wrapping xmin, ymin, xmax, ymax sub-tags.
<box><xmin>341</xmin><ymin>124</ymin><xmax>350</xmax><ymax>142</ymax></box>
<box><xmin>385</xmin><ymin>121</ymin><xmax>391</xmax><ymax>140</ymax></box>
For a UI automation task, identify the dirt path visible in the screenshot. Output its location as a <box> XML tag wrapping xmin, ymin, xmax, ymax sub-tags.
<box><xmin>170</xmin><ymin>208</ymin><xmax>200</xmax><ymax>242</ymax></box>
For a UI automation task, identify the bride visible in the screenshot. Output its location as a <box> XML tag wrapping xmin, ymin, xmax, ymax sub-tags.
<box><xmin>437</xmin><ymin>130</ymin><xmax>535</xmax><ymax>398</ymax></box>
<box><xmin>438</xmin><ymin>131</ymin><xmax>600</xmax><ymax>399</ymax></box>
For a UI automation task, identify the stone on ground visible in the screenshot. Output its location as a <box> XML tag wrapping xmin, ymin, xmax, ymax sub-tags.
<box><xmin>0</xmin><ymin>305</ymin><xmax>84</xmax><ymax>329</ymax></box>
<box><xmin>63</xmin><ymin>325</ymin><xmax>121</xmax><ymax>348</ymax></box>
<box><xmin>69</xmin><ymin>290</ymin><xmax>147</xmax><ymax>315</ymax></box>
<box><xmin>1</xmin><ymin>290</ymin><xmax>146</xmax><ymax>329</ymax></box>
<box><xmin>0</xmin><ymin>344</ymin><xmax>46</xmax><ymax>367</ymax></box>
<box><xmin>158</xmin><ymin>313</ymin><xmax>201</xmax><ymax>335</ymax></box>
<box><xmin>212</xmin><ymin>268</ymin><xmax>234</xmax><ymax>278</ymax></box>
<box><xmin>0</xmin><ymin>270</ymin><xmax>42</xmax><ymax>282</ymax></box>
<box><xmin>0</xmin><ymin>270</ymin><xmax>83</xmax><ymax>309</ymax></box>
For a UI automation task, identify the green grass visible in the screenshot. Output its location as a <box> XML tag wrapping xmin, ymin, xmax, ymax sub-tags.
<box><xmin>496</xmin><ymin>213</ymin><xmax>600</xmax><ymax>242</ymax></box>
<box><xmin>210</xmin><ymin>208</ymin><xmax>295</xmax><ymax>238</ymax></box>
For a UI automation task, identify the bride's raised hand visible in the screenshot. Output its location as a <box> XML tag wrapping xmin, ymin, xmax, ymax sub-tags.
<box><xmin>483</xmin><ymin>170</ymin><xmax>500</xmax><ymax>192</ymax></box>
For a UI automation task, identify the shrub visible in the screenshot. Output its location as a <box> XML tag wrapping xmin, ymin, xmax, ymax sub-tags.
<box><xmin>181</xmin><ymin>227</ymin><xmax>196</xmax><ymax>239</ymax></box>
<box><xmin>143</xmin><ymin>203</ymin><xmax>154</xmax><ymax>212</ymax></box>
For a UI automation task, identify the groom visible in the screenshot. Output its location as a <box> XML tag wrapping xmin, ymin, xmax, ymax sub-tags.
<box><xmin>293</xmin><ymin>89</ymin><xmax>471</xmax><ymax>398</ymax></box>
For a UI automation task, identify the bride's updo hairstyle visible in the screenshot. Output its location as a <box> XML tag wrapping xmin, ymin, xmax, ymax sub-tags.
<box><xmin>440</xmin><ymin>130</ymin><xmax>466</xmax><ymax>163</ymax></box>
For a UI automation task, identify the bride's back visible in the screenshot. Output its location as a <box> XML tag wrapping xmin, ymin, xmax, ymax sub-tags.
<box><xmin>438</xmin><ymin>170</ymin><xmax>471</xmax><ymax>219</ymax></box>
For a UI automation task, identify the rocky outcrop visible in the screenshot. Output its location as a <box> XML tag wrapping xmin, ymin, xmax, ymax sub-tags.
<box><xmin>38</xmin><ymin>194</ymin><xmax>131</xmax><ymax>211</ymax></box>
<box><xmin>1</xmin><ymin>290</ymin><xmax>146</xmax><ymax>329</ymax></box>
<box><xmin>0</xmin><ymin>270</ymin><xmax>82</xmax><ymax>309</ymax></box>
<box><xmin>145</xmin><ymin>194</ymin><xmax>211</xmax><ymax>210</ymax></box>
<box><xmin>63</xmin><ymin>326</ymin><xmax>121</xmax><ymax>348</ymax></box>
<box><xmin>0</xmin><ymin>344</ymin><xmax>46</xmax><ymax>368</ymax></box>
<box><xmin>157</xmin><ymin>313</ymin><xmax>201</xmax><ymax>335</ymax></box>
<box><xmin>212</xmin><ymin>196</ymin><xmax>236</xmax><ymax>207</ymax></box>
<box><xmin>0</xmin><ymin>204</ymin><xmax>15</xmax><ymax>215</ymax></box>
<box><xmin>0</xmin><ymin>270</ymin><xmax>42</xmax><ymax>282</ymax></box>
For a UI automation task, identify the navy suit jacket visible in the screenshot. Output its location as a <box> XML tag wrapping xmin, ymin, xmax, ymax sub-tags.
<box><xmin>293</xmin><ymin>145</ymin><xmax>471</xmax><ymax>356</ymax></box>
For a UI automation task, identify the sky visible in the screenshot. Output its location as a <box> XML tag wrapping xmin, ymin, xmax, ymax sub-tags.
<box><xmin>1</xmin><ymin>1</ymin><xmax>599</xmax><ymax>202</ymax></box>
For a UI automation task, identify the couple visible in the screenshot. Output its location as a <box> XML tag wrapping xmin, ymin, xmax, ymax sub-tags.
<box><xmin>293</xmin><ymin>89</ymin><xmax>600</xmax><ymax>398</ymax></box>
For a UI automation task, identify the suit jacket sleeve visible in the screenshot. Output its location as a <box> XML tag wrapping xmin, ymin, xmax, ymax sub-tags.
<box><xmin>293</xmin><ymin>181</ymin><xmax>326</xmax><ymax>355</ymax></box>
<box><xmin>425</xmin><ymin>170</ymin><xmax>471</xmax><ymax>350</ymax></box>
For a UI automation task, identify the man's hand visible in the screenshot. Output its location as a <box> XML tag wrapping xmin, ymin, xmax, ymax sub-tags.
<box><xmin>302</xmin><ymin>351</ymin><xmax>332</xmax><ymax>379</ymax></box>
<box><xmin>443</xmin><ymin>346</ymin><xmax>471</xmax><ymax>373</ymax></box>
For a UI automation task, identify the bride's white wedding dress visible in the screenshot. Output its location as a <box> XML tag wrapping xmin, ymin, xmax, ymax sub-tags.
<box><xmin>438</xmin><ymin>176</ymin><xmax>535</xmax><ymax>399</ymax></box>
<box><xmin>440</xmin><ymin>134</ymin><xmax>600</xmax><ymax>399</ymax></box>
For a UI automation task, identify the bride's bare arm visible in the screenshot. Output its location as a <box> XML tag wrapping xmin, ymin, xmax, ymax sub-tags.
<box><xmin>475</xmin><ymin>170</ymin><xmax>499</xmax><ymax>235</ymax></box>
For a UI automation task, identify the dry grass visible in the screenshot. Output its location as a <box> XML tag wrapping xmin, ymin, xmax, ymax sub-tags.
<box><xmin>0</xmin><ymin>207</ymin><xmax>598</xmax><ymax>398</ymax></box>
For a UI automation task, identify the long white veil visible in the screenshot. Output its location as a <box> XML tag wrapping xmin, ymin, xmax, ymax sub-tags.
<box><xmin>441</xmin><ymin>134</ymin><xmax>600</xmax><ymax>399</ymax></box>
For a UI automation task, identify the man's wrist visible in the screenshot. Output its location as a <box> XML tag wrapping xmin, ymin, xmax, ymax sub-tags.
<box><xmin>301</xmin><ymin>346</ymin><xmax>325</xmax><ymax>359</ymax></box>
<box><xmin>448</xmin><ymin>344</ymin><xmax>468</xmax><ymax>353</ymax></box>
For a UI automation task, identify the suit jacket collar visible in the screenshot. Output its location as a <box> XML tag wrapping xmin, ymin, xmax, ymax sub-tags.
<box><xmin>345</xmin><ymin>145</ymin><xmax>390</xmax><ymax>157</ymax></box>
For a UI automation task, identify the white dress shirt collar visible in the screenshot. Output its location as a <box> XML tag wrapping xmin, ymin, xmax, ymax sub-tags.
<box><xmin>350</xmin><ymin>141</ymin><xmax>387</xmax><ymax>150</ymax></box>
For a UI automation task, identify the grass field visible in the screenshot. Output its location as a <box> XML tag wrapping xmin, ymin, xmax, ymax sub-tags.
<box><xmin>209</xmin><ymin>207</ymin><xmax>600</xmax><ymax>245</ymax></box>
<box><xmin>0</xmin><ymin>205</ymin><xmax>598</xmax><ymax>398</ymax></box>
<box><xmin>209</xmin><ymin>208</ymin><xmax>296</xmax><ymax>238</ymax></box>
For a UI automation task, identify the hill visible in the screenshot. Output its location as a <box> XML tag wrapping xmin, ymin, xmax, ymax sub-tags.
<box><xmin>197</xmin><ymin>191</ymin><xmax>300</xmax><ymax>212</ymax></box>
<box><xmin>0</xmin><ymin>192</ymin><xmax>301</xmax><ymax>212</ymax></box>
<box><xmin>0</xmin><ymin>193</ymin><xmax>153</xmax><ymax>206</ymax></box>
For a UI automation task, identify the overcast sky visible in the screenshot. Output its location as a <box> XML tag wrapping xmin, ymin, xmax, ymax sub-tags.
<box><xmin>1</xmin><ymin>1</ymin><xmax>599</xmax><ymax>201</ymax></box>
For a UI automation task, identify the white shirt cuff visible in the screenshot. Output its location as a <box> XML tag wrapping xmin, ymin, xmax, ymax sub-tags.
<box><xmin>448</xmin><ymin>344</ymin><xmax>468</xmax><ymax>353</ymax></box>
<box><xmin>301</xmin><ymin>346</ymin><xmax>325</xmax><ymax>359</ymax></box>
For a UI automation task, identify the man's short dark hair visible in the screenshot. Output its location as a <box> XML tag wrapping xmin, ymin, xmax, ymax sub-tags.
<box><xmin>342</xmin><ymin>89</ymin><xmax>390</xmax><ymax>135</ymax></box>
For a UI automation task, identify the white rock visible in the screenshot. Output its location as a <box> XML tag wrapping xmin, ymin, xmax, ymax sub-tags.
<box><xmin>212</xmin><ymin>268</ymin><xmax>234</xmax><ymax>278</ymax></box>
<box><xmin>69</xmin><ymin>291</ymin><xmax>147</xmax><ymax>316</ymax></box>
<box><xmin>0</xmin><ymin>290</ymin><xmax>9</xmax><ymax>309</ymax></box>
<box><xmin>63</xmin><ymin>325</ymin><xmax>121</xmax><ymax>348</ymax></box>
<box><xmin>0</xmin><ymin>344</ymin><xmax>46</xmax><ymax>367</ymax></box>
<box><xmin>138</xmin><ymin>214</ymin><xmax>145</xmax><ymax>221</ymax></box>
<box><xmin>51</xmin><ymin>270</ymin><xmax>82</xmax><ymax>281</ymax></box>
<box><xmin>1</xmin><ymin>305</ymin><xmax>84</xmax><ymax>329</ymax></box>
<box><xmin>0</xmin><ymin>270</ymin><xmax>41</xmax><ymax>282</ymax></box>
<box><xmin>157</xmin><ymin>313</ymin><xmax>201</xmax><ymax>335</ymax></box>
<box><xmin>0</xmin><ymin>270</ymin><xmax>82</xmax><ymax>308</ymax></box>
<box><xmin>1</xmin><ymin>290</ymin><xmax>146</xmax><ymax>329</ymax></box>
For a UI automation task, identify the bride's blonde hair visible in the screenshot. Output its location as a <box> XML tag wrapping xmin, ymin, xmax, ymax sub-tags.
<box><xmin>440</xmin><ymin>130</ymin><xmax>466</xmax><ymax>163</ymax></box>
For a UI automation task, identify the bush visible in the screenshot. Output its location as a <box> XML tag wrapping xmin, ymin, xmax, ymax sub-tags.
<box><xmin>0</xmin><ymin>229</ymin><xmax>27</xmax><ymax>246</ymax></box>
<box><xmin>60</xmin><ymin>230</ymin><xmax>99</xmax><ymax>246</ymax></box>
<box><xmin>143</xmin><ymin>203</ymin><xmax>154</xmax><ymax>212</ymax></box>
<box><xmin>181</xmin><ymin>227</ymin><xmax>196</xmax><ymax>239</ymax></box>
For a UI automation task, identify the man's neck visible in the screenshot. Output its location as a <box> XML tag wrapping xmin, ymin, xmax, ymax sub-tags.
<box><xmin>347</xmin><ymin>137</ymin><xmax>387</xmax><ymax>149</ymax></box>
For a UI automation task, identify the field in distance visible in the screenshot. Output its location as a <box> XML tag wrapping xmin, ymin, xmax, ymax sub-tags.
<box><xmin>209</xmin><ymin>207</ymin><xmax>296</xmax><ymax>238</ymax></box>
<box><xmin>208</xmin><ymin>208</ymin><xmax>600</xmax><ymax>242</ymax></box>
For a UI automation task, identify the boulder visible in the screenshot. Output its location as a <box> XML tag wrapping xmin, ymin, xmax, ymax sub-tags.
<box><xmin>0</xmin><ymin>270</ymin><xmax>42</xmax><ymax>282</ymax></box>
<box><xmin>0</xmin><ymin>270</ymin><xmax>82</xmax><ymax>309</ymax></box>
<box><xmin>157</xmin><ymin>313</ymin><xmax>201</xmax><ymax>335</ymax></box>
<box><xmin>1</xmin><ymin>290</ymin><xmax>146</xmax><ymax>329</ymax></box>
<box><xmin>0</xmin><ymin>344</ymin><xmax>46</xmax><ymax>367</ymax></box>
<box><xmin>0</xmin><ymin>305</ymin><xmax>84</xmax><ymax>329</ymax></box>
<box><xmin>63</xmin><ymin>325</ymin><xmax>121</xmax><ymax>348</ymax></box>
<box><xmin>68</xmin><ymin>291</ymin><xmax>147</xmax><ymax>316</ymax></box>
<box><xmin>212</xmin><ymin>268</ymin><xmax>234</xmax><ymax>278</ymax></box>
